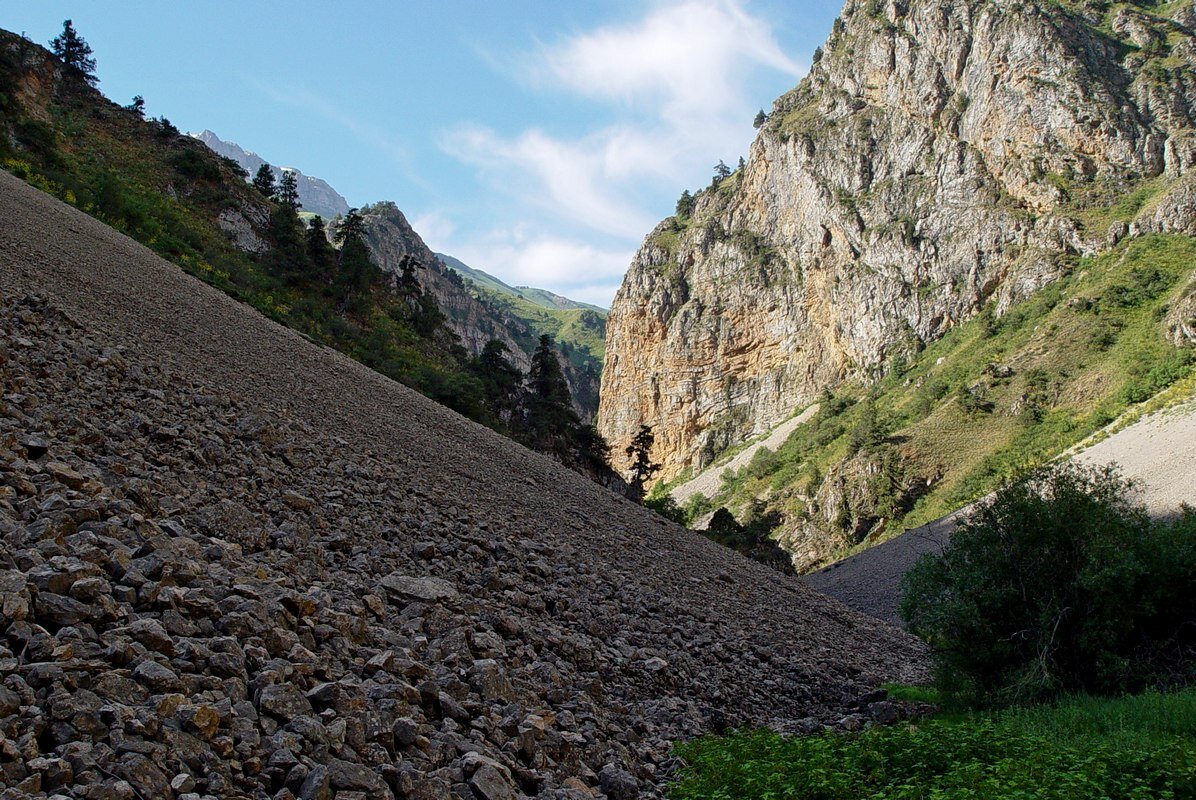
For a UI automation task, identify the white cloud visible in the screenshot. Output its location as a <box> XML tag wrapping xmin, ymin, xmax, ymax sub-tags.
<box><xmin>442</xmin><ymin>125</ymin><xmax>663</xmax><ymax>239</ymax></box>
<box><xmin>437</xmin><ymin>0</ymin><xmax>803</xmax><ymax>304</ymax></box>
<box><xmin>538</xmin><ymin>0</ymin><xmax>801</xmax><ymax>124</ymax></box>
<box><xmin>409</xmin><ymin>211</ymin><xmax>455</xmax><ymax>252</ymax></box>
<box><xmin>443</xmin><ymin>227</ymin><xmax>633</xmax><ymax>307</ymax></box>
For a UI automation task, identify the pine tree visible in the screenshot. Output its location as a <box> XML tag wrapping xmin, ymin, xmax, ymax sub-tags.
<box><xmin>713</xmin><ymin>160</ymin><xmax>732</xmax><ymax>180</ymax></box>
<box><xmin>469</xmin><ymin>339</ymin><xmax>525</xmax><ymax>427</ymax></box>
<box><xmin>127</xmin><ymin>95</ymin><xmax>145</xmax><ymax>118</ymax></box>
<box><xmin>50</xmin><ymin>20</ymin><xmax>97</xmax><ymax>85</ymax></box>
<box><xmin>331</xmin><ymin>209</ymin><xmax>378</xmax><ymax>310</ymax></box>
<box><xmin>625</xmin><ymin>424</ymin><xmax>661</xmax><ymax>502</ymax></box>
<box><xmin>524</xmin><ymin>335</ymin><xmax>579</xmax><ymax>457</ymax></box>
<box><xmin>277</xmin><ymin>170</ymin><xmax>300</xmax><ymax>210</ymax></box>
<box><xmin>252</xmin><ymin>164</ymin><xmax>276</xmax><ymax>198</ymax></box>
<box><xmin>333</xmin><ymin>208</ymin><xmax>366</xmax><ymax>245</ymax></box>
<box><xmin>753</xmin><ymin>109</ymin><xmax>767</xmax><ymax>128</ymax></box>
<box><xmin>305</xmin><ymin>216</ymin><xmax>334</xmax><ymax>282</ymax></box>
<box><xmin>397</xmin><ymin>255</ymin><xmax>421</xmax><ymax>304</ymax></box>
<box><xmin>675</xmin><ymin>189</ymin><xmax>695</xmax><ymax>219</ymax></box>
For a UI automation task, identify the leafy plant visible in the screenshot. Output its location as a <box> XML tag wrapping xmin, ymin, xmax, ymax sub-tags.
<box><xmin>902</xmin><ymin>463</ymin><xmax>1196</xmax><ymax>705</ymax></box>
<box><xmin>670</xmin><ymin>689</ymin><xmax>1196</xmax><ymax>800</ymax></box>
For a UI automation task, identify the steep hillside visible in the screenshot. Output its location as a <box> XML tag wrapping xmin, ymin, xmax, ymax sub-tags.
<box><xmin>0</xmin><ymin>30</ymin><xmax>495</xmax><ymax>424</ymax></box>
<box><xmin>360</xmin><ymin>206</ymin><xmax>603</xmax><ymax>421</ymax></box>
<box><xmin>188</xmin><ymin>129</ymin><xmax>604</xmax><ymax>417</ymax></box>
<box><xmin>0</xmin><ymin>170</ymin><xmax>927</xmax><ymax>799</ymax></box>
<box><xmin>192</xmin><ymin>129</ymin><xmax>351</xmax><ymax>220</ymax></box>
<box><xmin>0</xmin><ymin>28</ymin><xmax>600</xmax><ymax>443</ymax></box>
<box><xmin>439</xmin><ymin>253</ymin><xmax>607</xmax><ymax>375</ymax></box>
<box><xmin>600</xmin><ymin>0</ymin><xmax>1196</xmax><ymax>568</ymax></box>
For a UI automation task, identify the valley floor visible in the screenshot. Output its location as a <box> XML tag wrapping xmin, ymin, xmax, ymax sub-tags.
<box><xmin>804</xmin><ymin>396</ymin><xmax>1196</xmax><ymax>626</ymax></box>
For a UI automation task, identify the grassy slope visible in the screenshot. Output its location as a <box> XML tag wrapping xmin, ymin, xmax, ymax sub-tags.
<box><xmin>441</xmin><ymin>258</ymin><xmax>609</xmax><ymax>366</ymax></box>
<box><xmin>670</xmin><ymin>688</ymin><xmax>1196</xmax><ymax>799</ymax></box>
<box><xmin>690</xmin><ymin>234</ymin><xmax>1195</xmax><ymax>558</ymax></box>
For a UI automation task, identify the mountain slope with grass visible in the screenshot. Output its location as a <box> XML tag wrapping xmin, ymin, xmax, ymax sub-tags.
<box><xmin>438</xmin><ymin>253</ymin><xmax>606</xmax><ymax>312</ymax></box>
<box><xmin>601</xmin><ymin>0</ymin><xmax>1196</xmax><ymax>570</ymax></box>
<box><xmin>804</xmin><ymin>393</ymin><xmax>1196</xmax><ymax>626</ymax></box>
<box><xmin>439</xmin><ymin>253</ymin><xmax>608</xmax><ymax>369</ymax></box>
<box><xmin>0</xmin><ymin>26</ymin><xmax>602</xmax><ymax>443</ymax></box>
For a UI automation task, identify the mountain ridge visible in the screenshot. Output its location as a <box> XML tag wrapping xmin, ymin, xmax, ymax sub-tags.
<box><xmin>437</xmin><ymin>253</ymin><xmax>606</xmax><ymax>313</ymax></box>
<box><xmin>599</xmin><ymin>0</ymin><xmax>1196</xmax><ymax>569</ymax></box>
<box><xmin>192</xmin><ymin>128</ymin><xmax>351</xmax><ymax>221</ymax></box>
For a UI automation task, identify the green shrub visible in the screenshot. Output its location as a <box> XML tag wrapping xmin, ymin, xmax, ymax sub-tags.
<box><xmin>902</xmin><ymin>463</ymin><xmax>1196</xmax><ymax>705</ymax></box>
<box><xmin>169</xmin><ymin>148</ymin><xmax>222</xmax><ymax>181</ymax></box>
<box><xmin>644</xmin><ymin>493</ymin><xmax>688</xmax><ymax>526</ymax></box>
<box><xmin>1122</xmin><ymin>349</ymin><xmax>1194</xmax><ymax>403</ymax></box>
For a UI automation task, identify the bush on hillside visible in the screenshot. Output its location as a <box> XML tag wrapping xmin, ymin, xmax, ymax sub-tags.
<box><xmin>901</xmin><ymin>463</ymin><xmax>1196</xmax><ymax>706</ymax></box>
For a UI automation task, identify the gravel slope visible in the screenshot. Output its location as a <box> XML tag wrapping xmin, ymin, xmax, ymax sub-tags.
<box><xmin>805</xmin><ymin>400</ymin><xmax>1196</xmax><ymax>627</ymax></box>
<box><xmin>0</xmin><ymin>172</ymin><xmax>928</xmax><ymax>799</ymax></box>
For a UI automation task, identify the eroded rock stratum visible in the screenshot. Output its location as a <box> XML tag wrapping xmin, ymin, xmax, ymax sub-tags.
<box><xmin>600</xmin><ymin>0</ymin><xmax>1196</xmax><ymax>480</ymax></box>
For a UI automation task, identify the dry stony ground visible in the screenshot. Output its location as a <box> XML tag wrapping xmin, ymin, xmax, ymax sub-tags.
<box><xmin>0</xmin><ymin>170</ymin><xmax>928</xmax><ymax>800</ymax></box>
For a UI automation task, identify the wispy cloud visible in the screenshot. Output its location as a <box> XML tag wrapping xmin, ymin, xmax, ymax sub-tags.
<box><xmin>438</xmin><ymin>0</ymin><xmax>802</xmax><ymax>303</ymax></box>
<box><xmin>248</xmin><ymin>79</ymin><xmax>421</xmax><ymax>188</ymax></box>
<box><xmin>444</xmin><ymin>226</ymin><xmax>634</xmax><ymax>308</ymax></box>
<box><xmin>537</xmin><ymin>0</ymin><xmax>801</xmax><ymax>124</ymax></box>
<box><xmin>409</xmin><ymin>211</ymin><xmax>456</xmax><ymax>252</ymax></box>
<box><xmin>441</xmin><ymin>125</ymin><xmax>661</xmax><ymax>238</ymax></box>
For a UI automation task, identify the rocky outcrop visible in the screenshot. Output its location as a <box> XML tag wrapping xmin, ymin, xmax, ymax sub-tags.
<box><xmin>216</xmin><ymin>206</ymin><xmax>269</xmax><ymax>254</ymax></box>
<box><xmin>777</xmin><ymin>448</ymin><xmax>934</xmax><ymax>569</ymax></box>
<box><xmin>599</xmin><ymin>0</ymin><xmax>1196</xmax><ymax>481</ymax></box>
<box><xmin>1167</xmin><ymin>276</ymin><xmax>1196</xmax><ymax>347</ymax></box>
<box><xmin>193</xmin><ymin>130</ymin><xmax>351</xmax><ymax>220</ymax></box>
<box><xmin>359</xmin><ymin>202</ymin><xmax>601</xmax><ymax>420</ymax></box>
<box><xmin>0</xmin><ymin>170</ymin><xmax>928</xmax><ymax>799</ymax></box>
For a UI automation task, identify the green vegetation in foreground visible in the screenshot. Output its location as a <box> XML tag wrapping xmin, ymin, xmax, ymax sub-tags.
<box><xmin>669</xmin><ymin>689</ymin><xmax>1196</xmax><ymax>800</ymax></box>
<box><xmin>698</xmin><ymin>233</ymin><xmax>1196</xmax><ymax>562</ymax></box>
<box><xmin>903</xmin><ymin>464</ymin><xmax>1196</xmax><ymax>706</ymax></box>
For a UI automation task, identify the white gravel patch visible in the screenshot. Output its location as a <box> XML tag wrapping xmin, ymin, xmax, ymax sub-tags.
<box><xmin>671</xmin><ymin>404</ymin><xmax>820</xmax><ymax>505</ymax></box>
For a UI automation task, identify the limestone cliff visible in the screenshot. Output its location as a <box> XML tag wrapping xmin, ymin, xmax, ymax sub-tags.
<box><xmin>600</xmin><ymin>0</ymin><xmax>1196</xmax><ymax>482</ymax></box>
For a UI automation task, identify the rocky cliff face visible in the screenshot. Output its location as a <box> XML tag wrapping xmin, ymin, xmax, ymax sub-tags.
<box><xmin>193</xmin><ymin>129</ymin><xmax>351</xmax><ymax>220</ymax></box>
<box><xmin>600</xmin><ymin>0</ymin><xmax>1196</xmax><ymax>481</ymax></box>
<box><xmin>359</xmin><ymin>203</ymin><xmax>601</xmax><ymax>420</ymax></box>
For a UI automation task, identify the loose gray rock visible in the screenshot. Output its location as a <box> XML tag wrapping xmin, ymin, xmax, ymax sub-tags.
<box><xmin>380</xmin><ymin>573</ymin><xmax>459</xmax><ymax>602</ymax></box>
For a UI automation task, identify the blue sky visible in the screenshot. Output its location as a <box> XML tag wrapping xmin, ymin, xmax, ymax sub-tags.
<box><xmin>4</xmin><ymin>2</ymin><xmax>839</xmax><ymax>306</ymax></box>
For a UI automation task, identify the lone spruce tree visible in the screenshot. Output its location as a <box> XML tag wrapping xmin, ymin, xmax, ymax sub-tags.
<box><xmin>252</xmin><ymin>164</ymin><xmax>277</xmax><ymax>198</ymax></box>
<box><xmin>277</xmin><ymin>170</ymin><xmax>300</xmax><ymax>210</ymax></box>
<box><xmin>625</xmin><ymin>425</ymin><xmax>661</xmax><ymax>502</ymax></box>
<box><xmin>469</xmin><ymin>339</ymin><xmax>525</xmax><ymax>428</ymax></box>
<box><xmin>51</xmin><ymin>20</ymin><xmax>97</xmax><ymax>85</ymax></box>
<box><xmin>524</xmin><ymin>335</ymin><xmax>579</xmax><ymax>458</ymax></box>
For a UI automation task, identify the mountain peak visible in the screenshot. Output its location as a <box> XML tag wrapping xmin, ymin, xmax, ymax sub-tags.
<box><xmin>191</xmin><ymin>129</ymin><xmax>350</xmax><ymax>220</ymax></box>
